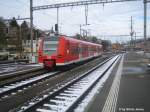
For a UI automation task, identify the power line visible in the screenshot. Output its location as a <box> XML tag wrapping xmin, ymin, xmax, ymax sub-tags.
<box><xmin>15</xmin><ymin>0</ymin><xmax>29</xmax><ymax>6</ymax></box>
<box><xmin>0</xmin><ymin>0</ymin><xmax>28</xmax><ymax>8</ymax></box>
<box><xmin>4</xmin><ymin>17</ymin><xmax>30</xmax><ymax>21</ymax></box>
<box><xmin>33</xmin><ymin>0</ymin><xmax>141</xmax><ymax>11</ymax></box>
<box><xmin>98</xmin><ymin>34</ymin><xmax>146</xmax><ymax>37</ymax></box>
<box><xmin>0</xmin><ymin>1</ymin><xmax>19</xmax><ymax>9</ymax></box>
<box><xmin>29</xmin><ymin>0</ymin><xmax>150</xmax><ymax>58</ymax></box>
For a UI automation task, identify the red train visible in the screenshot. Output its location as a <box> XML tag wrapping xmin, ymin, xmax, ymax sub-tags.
<box><xmin>38</xmin><ymin>35</ymin><xmax>103</xmax><ymax>68</ymax></box>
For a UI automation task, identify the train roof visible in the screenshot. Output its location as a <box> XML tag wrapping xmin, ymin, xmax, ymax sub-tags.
<box><xmin>60</xmin><ymin>35</ymin><xmax>102</xmax><ymax>47</ymax></box>
<box><xmin>42</xmin><ymin>35</ymin><xmax>102</xmax><ymax>47</ymax></box>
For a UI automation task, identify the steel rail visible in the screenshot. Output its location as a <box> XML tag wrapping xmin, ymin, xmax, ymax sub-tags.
<box><xmin>0</xmin><ymin>69</ymin><xmax>48</xmax><ymax>87</ymax></box>
<box><xmin>0</xmin><ymin>66</ymin><xmax>43</xmax><ymax>81</ymax></box>
<box><xmin>0</xmin><ymin>56</ymin><xmax>109</xmax><ymax>98</ymax></box>
<box><xmin>65</xmin><ymin>55</ymin><xmax>121</xmax><ymax>112</ymax></box>
<box><xmin>0</xmin><ymin>71</ymin><xmax>60</xmax><ymax>98</ymax></box>
<box><xmin>18</xmin><ymin>55</ymin><xmax>121</xmax><ymax>112</ymax></box>
<box><xmin>0</xmin><ymin>59</ymin><xmax>29</xmax><ymax>64</ymax></box>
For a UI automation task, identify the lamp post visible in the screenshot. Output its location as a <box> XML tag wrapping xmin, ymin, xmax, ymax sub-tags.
<box><xmin>143</xmin><ymin>0</ymin><xmax>147</xmax><ymax>52</ymax></box>
<box><xmin>30</xmin><ymin>0</ymin><xmax>33</xmax><ymax>61</ymax></box>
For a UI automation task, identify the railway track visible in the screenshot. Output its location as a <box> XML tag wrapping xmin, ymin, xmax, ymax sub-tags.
<box><xmin>0</xmin><ymin>63</ymin><xmax>29</xmax><ymax>74</ymax></box>
<box><xmin>0</xmin><ymin>63</ymin><xmax>30</xmax><ymax>70</ymax></box>
<box><xmin>0</xmin><ymin>57</ymin><xmax>103</xmax><ymax>99</ymax></box>
<box><xmin>0</xmin><ymin>63</ymin><xmax>20</xmax><ymax>68</ymax></box>
<box><xmin>0</xmin><ymin>59</ymin><xmax>28</xmax><ymax>64</ymax></box>
<box><xmin>16</xmin><ymin>55</ymin><xmax>121</xmax><ymax>112</ymax></box>
<box><xmin>0</xmin><ymin>67</ymin><xmax>47</xmax><ymax>86</ymax></box>
<box><xmin>0</xmin><ymin>62</ymin><xmax>43</xmax><ymax>74</ymax></box>
<box><xmin>0</xmin><ymin>71</ymin><xmax>61</xmax><ymax>99</ymax></box>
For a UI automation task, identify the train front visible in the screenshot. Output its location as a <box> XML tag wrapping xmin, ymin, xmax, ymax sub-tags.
<box><xmin>42</xmin><ymin>36</ymin><xmax>59</xmax><ymax>68</ymax></box>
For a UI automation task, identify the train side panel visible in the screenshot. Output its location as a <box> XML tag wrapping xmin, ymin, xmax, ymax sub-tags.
<box><xmin>56</xmin><ymin>37</ymin><xmax>67</xmax><ymax>64</ymax></box>
<box><xmin>39</xmin><ymin>35</ymin><xmax>103</xmax><ymax>68</ymax></box>
<box><xmin>38</xmin><ymin>38</ymin><xmax>44</xmax><ymax>64</ymax></box>
<box><xmin>56</xmin><ymin>37</ymin><xmax>80</xmax><ymax>65</ymax></box>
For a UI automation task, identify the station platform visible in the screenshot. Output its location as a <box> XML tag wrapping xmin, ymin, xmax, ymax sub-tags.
<box><xmin>87</xmin><ymin>52</ymin><xmax>150</xmax><ymax>112</ymax></box>
<box><xmin>0</xmin><ymin>63</ymin><xmax>43</xmax><ymax>75</ymax></box>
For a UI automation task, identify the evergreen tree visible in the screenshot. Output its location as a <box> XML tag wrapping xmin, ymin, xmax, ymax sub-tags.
<box><xmin>75</xmin><ymin>33</ymin><xmax>82</xmax><ymax>40</ymax></box>
<box><xmin>21</xmin><ymin>21</ymin><xmax>29</xmax><ymax>41</ymax></box>
<box><xmin>21</xmin><ymin>21</ymin><xmax>28</xmax><ymax>29</ymax></box>
<box><xmin>0</xmin><ymin>17</ymin><xmax>7</xmax><ymax>49</ymax></box>
<box><xmin>91</xmin><ymin>36</ymin><xmax>98</xmax><ymax>43</ymax></box>
<box><xmin>9</xmin><ymin>17</ymin><xmax>19</xmax><ymax>28</ymax></box>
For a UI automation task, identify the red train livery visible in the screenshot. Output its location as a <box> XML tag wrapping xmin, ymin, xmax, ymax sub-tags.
<box><xmin>38</xmin><ymin>35</ymin><xmax>103</xmax><ymax>68</ymax></box>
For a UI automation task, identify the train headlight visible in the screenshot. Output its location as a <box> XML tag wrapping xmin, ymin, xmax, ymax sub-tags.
<box><xmin>67</xmin><ymin>50</ymin><xmax>69</xmax><ymax>54</ymax></box>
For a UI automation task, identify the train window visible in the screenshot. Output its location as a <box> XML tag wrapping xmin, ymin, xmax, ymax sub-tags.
<box><xmin>98</xmin><ymin>47</ymin><xmax>101</xmax><ymax>52</ymax></box>
<box><xmin>82</xmin><ymin>47</ymin><xmax>86</xmax><ymax>53</ymax></box>
<box><xmin>70</xmin><ymin>45</ymin><xmax>79</xmax><ymax>55</ymax></box>
<box><xmin>79</xmin><ymin>47</ymin><xmax>82</xmax><ymax>53</ymax></box>
<box><xmin>43</xmin><ymin>41</ymin><xmax>58</xmax><ymax>55</ymax></box>
<box><xmin>44</xmin><ymin>36</ymin><xmax>59</xmax><ymax>41</ymax></box>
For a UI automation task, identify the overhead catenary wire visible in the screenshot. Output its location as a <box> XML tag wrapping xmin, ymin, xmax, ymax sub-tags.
<box><xmin>15</xmin><ymin>0</ymin><xmax>30</xmax><ymax>7</ymax></box>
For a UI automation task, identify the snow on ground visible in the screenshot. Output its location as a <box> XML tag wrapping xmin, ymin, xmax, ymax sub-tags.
<box><xmin>0</xmin><ymin>63</ymin><xmax>42</xmax><ymax>74</ymax></box>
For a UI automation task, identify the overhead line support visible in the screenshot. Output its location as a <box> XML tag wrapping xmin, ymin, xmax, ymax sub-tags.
<box><xmin>30</xmin><ymin>0</ymin><xmax>33</xmax><ymax>57</ymax></box>
<box><xmin>143</xmin><ymin>0</ymin><xmax>148</xmax><ymax>52</ymax></box>
<box><xmin>4</xmin><ymin>18</ymin><xmax>30</xmax><ymax>21</ymax></box>
<box><xmin>33</xmin><ymin>0</ymin><xmax>141</xmax><ymax>11</ymax></box>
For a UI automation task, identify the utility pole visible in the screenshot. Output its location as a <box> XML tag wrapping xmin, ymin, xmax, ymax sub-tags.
<box><xmin>144</xmin><ymin>0</ymin><xmax>147</xmax><ymax>52</ymax></box>
<box><xmin>30</xmin><ymin>0</ymin><xmax>33</xmax><ymax>57</ymax></box>
<box><xmin>134</xmin><ymin>32</ymin><xmax>136</xmax><ymax>47</ymax></box>
<box><xmin>19</xmin><ymin>26</ymin><xmax>22</xmax><ymax>58</ymax></box>
<box><xmin>85</xmin><ymin>5</ymin><xmax>88</xmax><ymax>25</ymax></box>
<box><xmin>130</xmin><ymin>16</ymin><xmax>134</xmax><ymax>49</ymax></box>
<box><xmin>57</xmin><ymin>7</ymin><xmax>59</xmax><ymax>35</ymax></box>
<box><xmin>80</xmin><ymin>24</ymin><xmax>82</xmax><ymax>36</ymax></box>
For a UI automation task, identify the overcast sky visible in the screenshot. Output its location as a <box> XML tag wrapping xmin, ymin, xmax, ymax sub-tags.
<box><xmin>0</xmin><ymin>0</ymin><xmax>150</xmax><ymax>42</ymax></box>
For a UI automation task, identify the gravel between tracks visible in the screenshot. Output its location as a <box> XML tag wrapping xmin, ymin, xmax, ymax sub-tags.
<box><xmin>0</xmin><ymin>56</ymin><xmax>110</xmax><ymax>112</ymax></box>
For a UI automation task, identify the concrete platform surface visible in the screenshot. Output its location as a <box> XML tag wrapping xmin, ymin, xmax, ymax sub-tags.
<box><xmin>87</xmin><ymin>52</ymin><xmax>150</xmax><ymax>112</ymax></box>
<box><xmin>116</xmin><ymin>52</ymin><xmax>150</xmax><ymax>112</ymax></box>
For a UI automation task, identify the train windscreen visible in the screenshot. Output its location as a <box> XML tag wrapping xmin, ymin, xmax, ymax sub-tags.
<box><xmin>43</xmin><ymin>36</ymin><xmax>59</xmax><ymax>55</ymax></box>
